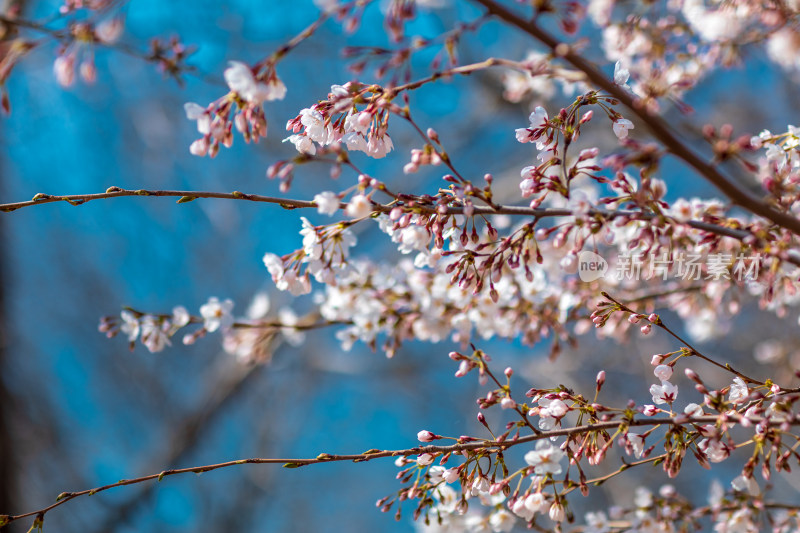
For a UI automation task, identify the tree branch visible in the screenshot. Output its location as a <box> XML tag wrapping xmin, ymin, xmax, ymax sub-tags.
<box><xmin>2</xmin><ymin>414</ymin><xmax>797</xmax><ymax>527</ymax></box>
<box><xmin>2</xmin><ymin>187</ymin><xmax>788</xmax><ymax>263</ymax></box>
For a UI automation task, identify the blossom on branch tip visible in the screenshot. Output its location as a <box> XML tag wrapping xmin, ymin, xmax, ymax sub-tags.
<box><xmin>731</xmin><ymin>474</ymin><xmax>759</xmax><ymax>496</ymax></box>
<box><xmin>699</xmin><ymin>438</ymin><xmax>730</xmax><ymax>463</ymax></box>
<box><xmin>649</xmin><ymin>380</ymin><xmax>678</xmax><ymax>405</ymax></box>
<box><xmin>471</xmin><ymin>475</ymin><xmax>490</xmax><ymax>495</ymax></box>
<box><xmin>284</xmin><ymin>134</ymin><xmax>316</xmax><ymax>155</ymax></box>
<box><xmin>684</xmin><ymin>403</ymin><xmax>704</xmax><ymax>417</ymax></box>
<box><xmin>626</xmin><ymin>432</ymin><xmax>645</xmax><ymax>458</ymax></box>
<box><xmin>417</xmin><ymin>430</ymin><xmax>437</xmax><ymax>442</ymax></box>
<box><xmin>613</xmin><ymin>60</ymin><xmax>630</xmax><ymax>91</ymax></box>
<box><xmin>654</xmin><ymin>364</ymin><xmax>673</xmax><ymax>381</ymax></box>
<box><xmin>549</xmin><ymin>502</ymin><xmax>565</xmax><ymax>522</ymax></box>
<box><xmin>224</xmin><ymin>61</ymin><xmax>286</xmax><ymax>105</ymax></box>
<box><xmin>416</xmin><ymin>453</ymin><xmax>434</xmax><ymax>466</ymax></box>
<box><xmin>515</xmin><ymin>106</ymin><xmax>549</xmax><ymax>146</ymax></box>
<box><xmin>345</xmin><ymin>194</ymin><xmax>372</xmax><ymax>219</ymax></box>
<box><xmin>95</xmin><ymin>18</ymin><xmax>123</xmax><ymax>44</ymax></box>
<box><xmin>728</xmin><ymin>377</ymin><xmax>748</xmax><ymax>404</ymax></box>
<box><xmin>612</xmin><ymin>118</ymin><xmax>634</xmax><ymax>139</ymax></box>
<box><xmin>171</xmin><ymin>306</ymin><xmax>191</xmax><ymax>329</ymax></box>
<box><xmin>313</xmin><ymin>191</ymin><xmax>340</xmax><ymax>216</ymax></box>
<box><xmin>54</xmin><ymin>53</ymin><xmax>76</xmax><ymax>88</ymax></box>
<box><xmin>140</xmin><ymin>316</ymin><xmax>170</xmax><ymax>353</ymax></box>
<box><xmin>120</xmin><ymin>310</ymin><xmax>140</xmax><ymax>342</ymax></box>
<box><xmin>585</xmin><ymin>511</ymin><xmax>610</xmax><ymax>532</ymax></box>
<box><xmin>489</xmin><ymin>509</ymin><xmax>516</xmax><ymax>532</ymax></box>
<box><xmin>200</xmin><ymin>297</ymin><xmax>234</xmax><ymax>332</ymax></box>
<box><xmin>524</xmin><ymin>440</ymin><xmax>565</xmax><ymax>475</ymax></box>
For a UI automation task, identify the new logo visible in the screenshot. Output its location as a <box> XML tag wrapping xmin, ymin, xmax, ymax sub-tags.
<box><xmin>578</xmin><ymin>251</ymin><xmax>608</xmax><ymax>282</ymax></box>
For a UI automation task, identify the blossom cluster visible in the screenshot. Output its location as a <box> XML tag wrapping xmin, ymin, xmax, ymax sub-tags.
<box><xmin>185</xmin><ymin>61</ymin><xmax>285</xmax><ymax>157</ymax></box>
<box><xmin>391</xmin><ymin>347</ymin><xmax>800</xmax><ymax>533</ymax></box>
<box><xmin>284</xmin><ymin>82</ymin><xmax>395</xmax><ymax>159</ymax></box>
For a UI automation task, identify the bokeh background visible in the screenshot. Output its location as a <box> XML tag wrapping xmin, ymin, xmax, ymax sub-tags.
<box><xmin>3</xmin><ymin>1</ymin><xmax>800</xmax><ymax>532</ymax></box>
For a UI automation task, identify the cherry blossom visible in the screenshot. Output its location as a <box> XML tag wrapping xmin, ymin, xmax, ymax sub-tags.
<box><xmin>612</xmin><ymin>118</ymin><xmax>634</xmax><ymax>139</ymax></box>
<box><xmin>649</xmin><ymin>380</ymin><xmax>678</xmax><ymax>405</ymax></box>
<box><xmin>224</xmin><ymin>61</ymin><xmax>286</xmax><ymax>105</ymax></box>
<box><xmin>199</xmin><ymin>297</ymin><xmax>234</xmax><ymax>332</ymax></box>
<box><xmin>344</xmin><ymin>194</ymin><xmax>372</xmax><ymax>219</ymax></box>
<box><xmin>728</xmin><ymin>377</ymin><xmax>749</xmax><ymax>404</ymax></box>
<box><xmin>626</xmin><ymin>432</ymin><xmax>646</xmax><ymax>459</ymax></box>
<box><xmin>524</xmin><ymin>440</ymin><xmax>565</xmax><ymax>475</ymax></box>
<box><xmin>119</xmin><ymin>310</ymin><xmax>140</xmax><ymax>343</ymax></box>
<box><xmin>313</xmin><ymin>191</ymin><xmax>340</xmax><ymax>216</ymax></box>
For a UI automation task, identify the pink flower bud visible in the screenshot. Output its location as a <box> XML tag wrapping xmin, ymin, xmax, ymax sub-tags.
<box><xmin>596</xmin><ymin>370</ymin><xmax>606</xmax><ymax>388</ymax></box>
<box><xmin>417</xmin><ymin>430</ymin><xmax>437</xmax><ymax>443</ymax></box>
<box><xmin>648</xmin><ymin>313</ymin><xmax>659</xmax><ymax>323</ymax></box>
<box><xmin>500</xmin><ymin>398</ymin><xmax>516</xmax><ymax>409</ymax></box>
<box><xmin>504</xmin><ymin>367</ymin><xmax>513</xmax><ymax>377</ymax></box>
<box><xmin>489</xmin><ymin>483</ymin><xmax>505</xmax><ymax>495</ymax></box>
<box><xmin>651</xmin><ymin>354</ymin><xmax>664</xmax><ymax>366</ymax></box>
<box><xmin>642</xmin><ymin>405</ymin><xmax>659</xmax><ymax>416</ymax></box>
<box><xmin>640</xmin><ymin>324</ymin><xmax>652</xmax><ymax>335</ymax></box>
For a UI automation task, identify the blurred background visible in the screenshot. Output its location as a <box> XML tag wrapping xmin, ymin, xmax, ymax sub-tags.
<box><xmin>2</xmin><ymin>0</ymin><xmax>800</xmax><ymax>532</ymax></box>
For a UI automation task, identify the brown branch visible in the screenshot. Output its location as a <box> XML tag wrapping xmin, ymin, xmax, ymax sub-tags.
<box><xmin>2</xmin><ymin>413</ymin><xmax>797</xmax><ymax>527</ymax></box>
<box><xmin>469</xmin><ymin>0</ymin><xmax>800</xmax><ymax>237</ymax></box>
<box><xmin>2</xmin><ymin>186</ymin><xmax>790</xmax><ymax>264</ymax></box>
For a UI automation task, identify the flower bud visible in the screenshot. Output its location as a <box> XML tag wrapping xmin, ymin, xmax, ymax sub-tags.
<box><xmin>417</xmin><ymin>430</ymin><xmax>437</xmax><ymax>443</ymax></box>
<box><xmin>596</xmin><ymin>370</ymin><xmax>606</xmax><ymax>389</ymax></box>
<box><xmin>549</xmin><ymin>503</ymin><xmax>565</xmax><ymax>522</ymax></box>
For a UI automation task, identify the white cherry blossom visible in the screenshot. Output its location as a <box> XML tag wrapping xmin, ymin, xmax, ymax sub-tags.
<box><xmin>524</xmin><ymin>440</ymin><xmax>565</xmax><ymax>475</ymax></box>
<box><xmin>200</xmin><ymin>297</ymin><xmax>234</xmax><ymax>332</ymax></box>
